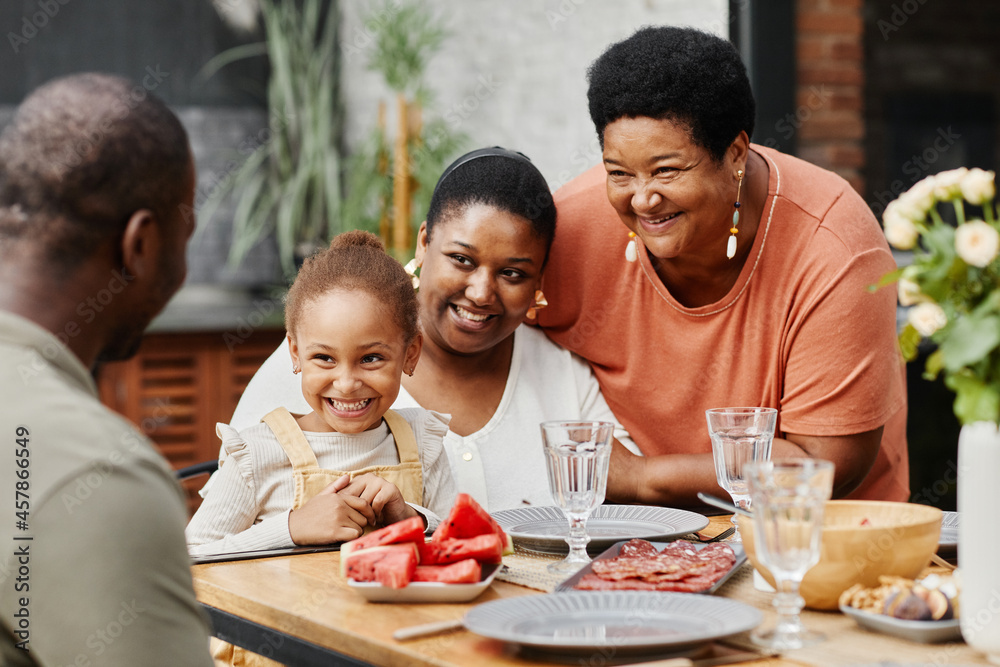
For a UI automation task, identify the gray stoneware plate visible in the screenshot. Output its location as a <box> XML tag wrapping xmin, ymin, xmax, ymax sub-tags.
<box><xmin>492</xmin><ymin>505</ymin><xmax>709</xmax><ymax>555</ymax></box>
<box><xmin>938</xmin><ymin>511</ymin><xmax>959</xmax><ymax>555</ymax></box>
<box><xmin>840</xmin><ymin>604</ymin><xmax>962</xmax><ymax>643</ymax></box>
<box><xmin>463</xmin><ymin>590</ymin><xmax>761</xmax><ymax>656</ymax></box>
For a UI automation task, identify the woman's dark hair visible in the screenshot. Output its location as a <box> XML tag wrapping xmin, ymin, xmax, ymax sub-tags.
<box><xmin>285</xmin><ymin>230</ymin><xmax>419</xmax><ymax>345</ymax></box>
<box><xmin>586</xmin><ymin>26</ymin><xmax>755</xmax><ymax>162</ymax></box>
<box><xmin>425</xmin><ymin>147</ymin><xmax>556</xmax><ymax>259</ymax></box>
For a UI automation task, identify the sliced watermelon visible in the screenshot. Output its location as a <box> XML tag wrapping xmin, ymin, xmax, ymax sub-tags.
<box><xmin>431</xmin><ymin>493</ymin><xmax>513</xmax><ymax>555</ymax></box>
<box><xmin>343</xmin><ymin>515</ymin><xmax>425</xmax><ymax>553</ymax></box>
<box><xmin>340</xmin><ymin>516</ymin><xmax>426</xmax><ymax>576</ymax></box>
<box><xmin>343</xmin><ymin>543</ymin><xmax>418</xmax><ymax>588</ymax></box>
<box><xmin>419</xmin><ymin>533</ymin><xmax>503</xmax><ymax>565</ymax></box>
<box><xmin>412</xmin><ymin>559</ymin><xmax>482</xmax><ymax>584</ymax></box>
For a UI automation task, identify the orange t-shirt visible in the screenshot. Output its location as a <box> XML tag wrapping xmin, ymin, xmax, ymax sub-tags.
<box><xmin>537</xmin><ymin>145</ymin><xmax>909</xmax><ymax>502</ymax></box>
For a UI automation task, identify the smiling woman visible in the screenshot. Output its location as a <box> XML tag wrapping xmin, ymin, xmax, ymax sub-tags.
<box><xmin>536</xmin><ymin>26</ymin><xmax>909</xmax><ymax>507</ymax></box>
<box><xmin>228</xmin><ymin>147</ymin><xmax>637</xmax><ymax>512</ymax></box>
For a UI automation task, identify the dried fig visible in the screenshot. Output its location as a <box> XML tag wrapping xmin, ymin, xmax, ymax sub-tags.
<box><xmin>924</xmin><ymin>589</ymin><xmax>954</xmax><ymax>621</ymax></box>
<box><xmin>886</xmin><ymin>591</ymin><xmax>932</xmax><ymax>621</ymax></box>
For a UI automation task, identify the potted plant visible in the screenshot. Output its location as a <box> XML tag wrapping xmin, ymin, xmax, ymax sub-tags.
<box><xmin>341</xmin><ymin>0</ymin><xmax>465</xmax><ymax>260</ymax></box>
<box><xmin>879</xmin><ymin>166</ymin><xmax>999</xmax><ymax>661</ymax></box>
<box><xmin>200</xmin><ymin>0</ymin><xmax>343</xmax><ymax>282</ymax></box>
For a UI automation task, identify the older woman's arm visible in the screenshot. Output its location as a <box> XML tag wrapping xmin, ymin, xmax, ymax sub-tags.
<box><xmin>609</xmin><ymin>428</ymin><xmax>882</xmax><ymax>507</ymax></box>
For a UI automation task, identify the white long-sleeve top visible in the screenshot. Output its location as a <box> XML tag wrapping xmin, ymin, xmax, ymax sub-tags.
<box><xmin>186</xmin><ymin>408</ymin><xmax>456</xmax><ymax>556</ymax></box>
<box><xmin>228</xmin><ymin>326</ymin><xmax>636</xmax><ymax>512</ymax></box>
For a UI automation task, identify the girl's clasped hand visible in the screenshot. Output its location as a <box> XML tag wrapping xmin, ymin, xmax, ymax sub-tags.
<box><xmin>288</xmin><ymin>473</ymin><xmax>421</xmax><ymax>545</ymax></box>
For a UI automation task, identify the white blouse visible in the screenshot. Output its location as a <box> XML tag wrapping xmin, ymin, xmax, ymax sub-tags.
<box><xmin>186</xmin><ymin>408</ymin><xmax>455</xmax><ymax>556</ymax></box>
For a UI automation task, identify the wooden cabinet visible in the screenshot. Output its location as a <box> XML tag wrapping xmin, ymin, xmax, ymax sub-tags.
<box><xmin>96</xmin><ymin>329</ymin><xmax>286</xmax><ymax>513</ymax></box>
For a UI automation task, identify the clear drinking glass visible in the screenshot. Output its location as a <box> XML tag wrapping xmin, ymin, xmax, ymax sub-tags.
<box><xmin>745</xmin><ymin>459</ymin><xmax>834</xmax><ymax>650</ymax></box>
<box><xmin>540</xmin><ymin>420</ymin><xmax>614</xmax><ymax>574</ymax></box>
<box><xmin>706</xmin><ymin>407</ymin><xmax>777</xmax><ymax>541</ymax></box>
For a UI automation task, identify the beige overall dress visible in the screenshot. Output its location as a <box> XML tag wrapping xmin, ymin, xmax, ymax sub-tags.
<box><xmin>211</xmin><ymin>407</ymin><xmax>424</xmax><ymax>667</ymax></box>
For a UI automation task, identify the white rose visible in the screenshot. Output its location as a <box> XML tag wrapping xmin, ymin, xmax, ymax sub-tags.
<box><xmin>893</xmin><ymin>192</ymin><xmax>928</xmax><ymax>222</ymax></box>
<box><xmin>933</xmin><ymin>168</ymin><xmax>968</xmax><ymax>200</ymax></box>
<box><xmin>906</xmin><ymin>177</ymin><xmax>937</xmax><ymax>213</ymax></box>
<box><xmin>909</xmin><ymin>302</ymin><xmax>947</xmax><ymax>337</ymax></box>
<box><xmin>960</xmin><ymin>168</ymin><xmax>996</xmax><ymax>205</ymax></box>
<box><xmin>883</xmin><ymin>208</ymin><xmax>919</xmax><ymax>250</ymax></box>
<box><xmin>955</xmin><ymin>220</ymin><xmax>1000</xmax><ymax>267</ymax></box>
<box><xmin>897</xmin><ymin>277</ymin><xmax>924</xmax><ymax>307</ymax></box>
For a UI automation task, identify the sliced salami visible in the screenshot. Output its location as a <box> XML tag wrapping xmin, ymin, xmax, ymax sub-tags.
<box><xmin>572</xmin><ymin>539</ymin><xmax>736</xmax><ymax>593</ymax></box>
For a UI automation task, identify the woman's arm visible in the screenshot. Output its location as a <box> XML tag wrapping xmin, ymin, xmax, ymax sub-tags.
<box><xmin>610</xmin><ymin>428</ymin><xmax>882</xmax><ymax>507</ymax></box>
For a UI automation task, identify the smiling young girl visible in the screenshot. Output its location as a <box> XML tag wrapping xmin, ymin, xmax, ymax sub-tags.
<box><xmin>186</xmin><ymin>231</ymin><xmax>455</xmax><ymax>557</ymax></box>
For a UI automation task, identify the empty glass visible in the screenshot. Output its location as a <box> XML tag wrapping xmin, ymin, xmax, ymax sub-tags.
<box><xmin>540</xmin><ymin>420</ymin><xmax>614</xmax><ymax>574</ymax></box>
<box><xmin>745</xmin><ymin>459</ymin><xmax>834</xmax><ymax>650</ymax></box>
<box><xmin>706</xmin><ymin>407</ymin><xmax>777</xmax><ymax>541</ymax></box>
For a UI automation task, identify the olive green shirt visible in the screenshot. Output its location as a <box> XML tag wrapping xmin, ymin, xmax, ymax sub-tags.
<box><xmin>0</xmin><ymin>311</ymin><xmax>212</xmax><ymax>666</ymax></box>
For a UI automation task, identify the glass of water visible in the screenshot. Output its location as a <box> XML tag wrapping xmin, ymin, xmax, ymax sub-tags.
<box><xmin>745</xmin><ymin>459</ymin><xmax>834</xmax><ymax>650</ymax></box>
<box><xmin>706</xmin><ymin>407</ymin><xmax>777</xmax><ymax>541</ymax></box>
<box><xmin>540</xmin><ymin>420</ymin><xmax>614</xmax><ymax>574</ymax></box>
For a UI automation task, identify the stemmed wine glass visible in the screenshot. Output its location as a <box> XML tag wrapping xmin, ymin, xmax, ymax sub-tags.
<box><xmin>745</xmin><ymin>459</ymin><xmax>835</xmax><ymax>650</ymax></box>
<box><xmin>540</xmin><ymin>420</ymin><xmax>614</xmax><ymax>574</ymax></box>
<box><xmin>706</xmin><ymin>407</ymin><xmax>777</xmax><ymax>541</ymax></box>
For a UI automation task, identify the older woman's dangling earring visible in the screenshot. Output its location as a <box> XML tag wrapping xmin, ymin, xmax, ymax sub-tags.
<box><xmin>727</xmin><ymin>169</ymin><xmax>745</xmax><ymax>260</ymax></box>
<box><xmin>625</xmin><ymin>231</ymin><xmax>639</xmax><ymax>262</ymax></box>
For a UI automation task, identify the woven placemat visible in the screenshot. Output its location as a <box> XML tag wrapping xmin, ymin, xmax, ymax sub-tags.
<box><xmin>496</xmin><ymin>546</ymin><xmax>566</xmax><ymax>592</ymax></box>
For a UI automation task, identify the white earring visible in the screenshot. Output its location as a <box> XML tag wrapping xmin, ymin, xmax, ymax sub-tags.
<box><xmin>625</xmin><ymin>232</ymin><xmax>638</xmax><ymax>262</ymax></box>
<box><xmin>727</xmin><ymin>169</ymin><xmax>745</xmax><ymax>260</ymax></box>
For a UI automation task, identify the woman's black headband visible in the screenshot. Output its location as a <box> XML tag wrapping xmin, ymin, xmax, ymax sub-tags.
<box><xmin>431</xmin><ymin>146</ymin><xmax>538</xmax><ymax>200</ymax></box>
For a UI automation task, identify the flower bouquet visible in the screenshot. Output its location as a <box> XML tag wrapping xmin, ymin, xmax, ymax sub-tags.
<box><xmin>879</xmin><ymin>167</ymin><xmax>999</xmax><ymax>425</ymax></box>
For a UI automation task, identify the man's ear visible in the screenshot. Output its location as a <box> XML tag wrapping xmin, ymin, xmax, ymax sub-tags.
<box><xmin>120</xmin><ymin>209</ymin><xmax>160</xmax><ymax>280</ymax></box>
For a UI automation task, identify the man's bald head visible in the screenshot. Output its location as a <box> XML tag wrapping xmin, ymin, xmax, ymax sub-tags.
<box><xmin>0</xmin><ymin>73</ymin><xmax>192</xmax><ymax>271</ymax></box>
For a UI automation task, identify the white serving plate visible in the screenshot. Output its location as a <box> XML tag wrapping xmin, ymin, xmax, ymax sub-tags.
<box><xmin>840</xmin><ymin>604</ymin><xmax>962</xmax><ymax>643</ymax></box>
<box><xmin>464</xmin><ymin>590</ymin><xmax>761</xmax><ymax>656</ymax></box>
<box><xmin>492</xmin><ymin>505</ymin><xmax>709</xmax><ymax>555</ymax></box>
<box><xmin>348</xmin><ymin>562</ymin><xmax>500</xmax><ymax>603</ymax></box>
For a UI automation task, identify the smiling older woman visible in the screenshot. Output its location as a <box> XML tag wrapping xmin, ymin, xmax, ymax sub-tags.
<box><xmin>537</xmin><ymin>26</ymin><xmax>909</xmax><ymax>505</ymax></box>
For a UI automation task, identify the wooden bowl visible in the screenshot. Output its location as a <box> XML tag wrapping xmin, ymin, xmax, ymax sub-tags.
<box><xmin>738</xmin><ymin>500</ymin><xmax>942</xmax><ymax>610</ymax></box>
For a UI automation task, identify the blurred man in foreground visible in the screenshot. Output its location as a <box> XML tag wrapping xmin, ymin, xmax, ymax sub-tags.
<box><xmin>0</xmin><ymin>73</ymin><xmax>212</xmax><ymax>666</ymax></box>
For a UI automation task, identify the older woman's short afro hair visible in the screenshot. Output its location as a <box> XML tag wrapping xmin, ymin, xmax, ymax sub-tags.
<box><xmin>587</xmin><ymin>26</ymin><xmax>755</xmax><ymax>162</ymax></box>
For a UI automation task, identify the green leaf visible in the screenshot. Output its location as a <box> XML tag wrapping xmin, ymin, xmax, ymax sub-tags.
<box><xmin>923</xmin><ymin>347</ymin><xmax>944</xmax><ymax>380</ymax></box>
<box><xmin>197</xmin><ymin>42</ymin><xmax>268</xmax><ymax>81</ymax></box>
<box><xmin>898</xmin><ymin>323</ymin><xmax>922</xmax><ymax>362</ymax></box>
<box><xmin>939</xmin><ymin>313</ymin><xmax>1000</xmax><ymax>371</ymax></box>
<box><xmin>945</xmin><ymin>372</ymin><xmax>1000</xmax><ymax>425</ymax></box>
<box><xmin>870</xmin><ymin>266</ymin><xmax>904</xmax><ymax>292</ymax></box>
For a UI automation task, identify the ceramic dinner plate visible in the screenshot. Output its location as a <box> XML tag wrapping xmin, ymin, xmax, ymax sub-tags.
<box><xmin>492</xmin><ymin>505</ymin><xmax>709</xmax><ymax>555</ymax></box>
<box><xmin>840</xmin><ymin>604</ymin><xmax>962</xmax><ymax>643</ymax></box>
<box><xmin>463</xmin><ymin>591</ymin><xmax>761</xmax><ymax>657</ymax></box>
<box><xmin>347</xmin><ymin>563</ymin><xmax>501</xmax><ymax>603</ymax></box>
<box><xmin>938</xmin><ymin>511</ymin><xmax>959</xmax><ymax>554</ymax></box>
<box><xmin>554</xmin><ymin>540</ymin><xmax>746</xmax><ymax>594</ymax></box>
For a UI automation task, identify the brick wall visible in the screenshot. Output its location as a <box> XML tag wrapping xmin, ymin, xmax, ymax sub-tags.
<box><xmin>795</xmin><ymin>0</ymin><xmax>866</xmax><ymax>194</ymax></box>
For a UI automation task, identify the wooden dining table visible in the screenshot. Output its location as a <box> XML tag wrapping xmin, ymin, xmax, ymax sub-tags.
<box><xmin>190</xmin><ymin>514</ymin><xmax>980</xmax><ymax>667</ymax></box>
